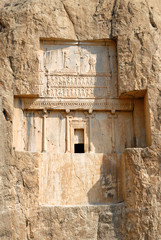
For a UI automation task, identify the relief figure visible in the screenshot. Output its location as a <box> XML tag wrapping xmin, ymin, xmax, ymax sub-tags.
<box><xmin>61</xmin><ymin>50</ymin><xmax>73</xmax><ymax>73</ymax></box>
<box><xmin>88</xmin><ymin>56</ymin><xmax>96</xmax><ymax>73</ymax></box>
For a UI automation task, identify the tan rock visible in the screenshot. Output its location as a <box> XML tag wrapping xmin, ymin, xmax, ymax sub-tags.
<box><xmin>0</xmin><ymin>0</ymin><xmax>161</xmax><ymax>239</ymax></box>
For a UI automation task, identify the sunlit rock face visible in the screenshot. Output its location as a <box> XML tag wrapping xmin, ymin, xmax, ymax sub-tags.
<box><xmin>0</xmin><ymin>0</ymin><xmax>161</xmax><ymax>239</ymax></box>
<box><xmin>13</xmin><ymin>40</ymin><xmax>148</xmax><ymax>207</ymax></box>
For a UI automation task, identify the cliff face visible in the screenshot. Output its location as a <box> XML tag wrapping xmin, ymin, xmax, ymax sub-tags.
<box><xmin>0</xmin><ymin>0</ymin><xmax>161</xmax><ymax>239</ymax></box>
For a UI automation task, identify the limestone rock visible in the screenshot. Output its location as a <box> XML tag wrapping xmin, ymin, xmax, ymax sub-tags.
<box><xmin>0</xmin><ymin>0</ymin><xmax>161</xmax><ymax>239</ymax></box>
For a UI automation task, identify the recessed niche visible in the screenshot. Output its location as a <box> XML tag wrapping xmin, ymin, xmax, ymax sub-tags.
<box><xmin>74</xmin><ymin>144</ymin><xmax>84</xmax><ymax>153</ymax></box>
<box><xmin>13</xmin><ymin>99</ymin><xmax>148</xmax><ymax>153</ymax></box>
<box><xmin>74</xmin><ymin>129</ymin><xmax>84</xmax><ymax>153</ymax></box>
<box><xmin>13</xmin><ymin>40</ymin><xmax>151</xmax><ymax>205</ymax></box>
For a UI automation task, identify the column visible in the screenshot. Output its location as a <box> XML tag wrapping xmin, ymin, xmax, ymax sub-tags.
<box><xmin>42</xmin><ymin>109</ymin><xmax>48</xmax><ymax>152</ymax></box>
<box><xmin>108</xmin><ymin>112</ymin><xmax>118</xmax><ymax>153</ymax></box>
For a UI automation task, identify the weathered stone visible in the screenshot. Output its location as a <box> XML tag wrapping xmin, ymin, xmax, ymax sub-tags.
<box><xmin>0</xmin><ymin>0</ymin><xmax>161</xmax><ymax>239</ymax></box>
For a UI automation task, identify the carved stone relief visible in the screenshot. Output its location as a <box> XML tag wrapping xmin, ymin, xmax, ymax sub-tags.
<box><xmin>13</xmin><ymin>40</ymin><xmax>149</xmax><ymax>206</ymax></box>
<box><xmin>22</xmin><ymin>98</ymin><xmax>134</xmax><ymax>113</ymax></box>
<box><xmin>38</xmin><ymin>40</ymin><xmax>117</xmax><ymax>99</ymax></box>
<box><xmin>13</xmin><ymin>99</ymin><xmax>146</xmax><ymax>154</ymax></box>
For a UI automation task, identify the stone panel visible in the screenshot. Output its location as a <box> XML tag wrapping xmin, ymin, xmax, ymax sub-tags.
<box><xmin>38</xmin><ymin>40</ymin><xmax>118</xmax><ymax>99</ymax></box>
<box><xmin>39</xmin><ymin>153</ymin><xmax>122</xmax><ymax>205</ymax></box>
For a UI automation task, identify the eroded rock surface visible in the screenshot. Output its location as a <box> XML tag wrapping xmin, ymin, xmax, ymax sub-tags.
<box><xmin>0</xmin><ymin>0</ymin><xmax>161</xmax><ymax>239</ymax></box>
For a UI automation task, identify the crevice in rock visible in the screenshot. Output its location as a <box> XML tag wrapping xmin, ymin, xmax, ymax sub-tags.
<box><xmin>26</xmin><ymin>219</ymin><xmax>29</xmax><ymax>227</ymax></box>
<box><xmin>8</xmin><ymin>56</ymin><xmax>16</xmax><ymax>81</ymax></box>
<box><xmin>26</xmin><ymin>219</ymin><xmax>33</xmax><ymax>240</ymax></box>
<box><xmin>0</xmin><ymin>19</ymin><xmax>7</xmax><ymax>32</ymax></box>
<box><xmin>0</xmin><ymin>23</ymin><xmax>5</xmax><ymax>32</ymax></box>
<box><xmin>144</xmin><ymin>0</ymin><xmax>157</xmax><ymax>29</ymax></box>
<box><xmin>8</xmin><ymin>56</ymin><xmax>14</xmax><ymax>72</ymax></box>
<box><xmin>111</xmin><ymin>0</ymin><xmax>118</xmax><ymax>17</ymax></box>
<box><xmin>110</xmin><ymin>0</ymin><xmax>118</xmax><ymax>38</ymax></box>
<box><xmin>135</xmin><ymin>32</ymin><xmax>143</xmax><ymax>46</ymax></box>
<box><xmin>149</xmin><ymin>11</ymin><xmax>157</xmax><ymax>29</ymax></box>
<box><xmin>2</xmin><ymin>108</ymin><xmax>9</xmax><ymax>121</ymax></box>
<box><xmin>26</xmin><ymin>220</ymin><xmax>29</xmax><ymax>240</ymax></box>
<box><xmin>61</xmin><ymin>1</ymin><xmax>78</xmax><ymax>39</ymax></box>
<box><xmin>20</xmin><ymin>171</ymin><xmax>30</xmax><ymax>190</ymax></box>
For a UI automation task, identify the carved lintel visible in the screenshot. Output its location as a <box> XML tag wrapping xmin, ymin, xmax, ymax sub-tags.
<box><xmin>22</xmin><ymin>98</ymin><xmax>134</xmax><ymax>112</ymax></box>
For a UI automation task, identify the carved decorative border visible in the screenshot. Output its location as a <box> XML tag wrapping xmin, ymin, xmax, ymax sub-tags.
<box><xmin>21</xmin><ymin>98</ymin><xmax>134</xmax><ymax>112</ymax></box>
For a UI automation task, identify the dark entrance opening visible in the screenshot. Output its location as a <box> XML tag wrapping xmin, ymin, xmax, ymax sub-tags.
<box><xmin>74</xmin><ymin>144</ymin><xmax>84</xmax><ymax>153</ymax></box>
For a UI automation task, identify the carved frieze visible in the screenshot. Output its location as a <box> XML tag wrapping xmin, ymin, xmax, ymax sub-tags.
<box><xmin>22</xmin><ymin>98</ymin><xmax>134</xmax><ymax>112</ymax></box>
<box><xmin>38</xmin><ymin>40</ymin><xmax>117</xmax><ymax>99</ymax></box>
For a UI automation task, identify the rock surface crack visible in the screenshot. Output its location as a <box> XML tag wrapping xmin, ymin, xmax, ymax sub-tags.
<box><xmin>144</xmin><ymin>0</ymin><xmax>157</xmax><ymax>29</ymax></box>
<box><xmin>73</xmin><ymin>161</ymin><xmax>86</xmax><ymax>193</ymax></box>
<box><xmin>111</xmin><ymin>0</ymin><xmax>118</xmax><ymax>37</ymax></box>
<box><xmin>61</xmin><ymin>1</ymin><xmax>78</xmax><ymax>39</ymax></box>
